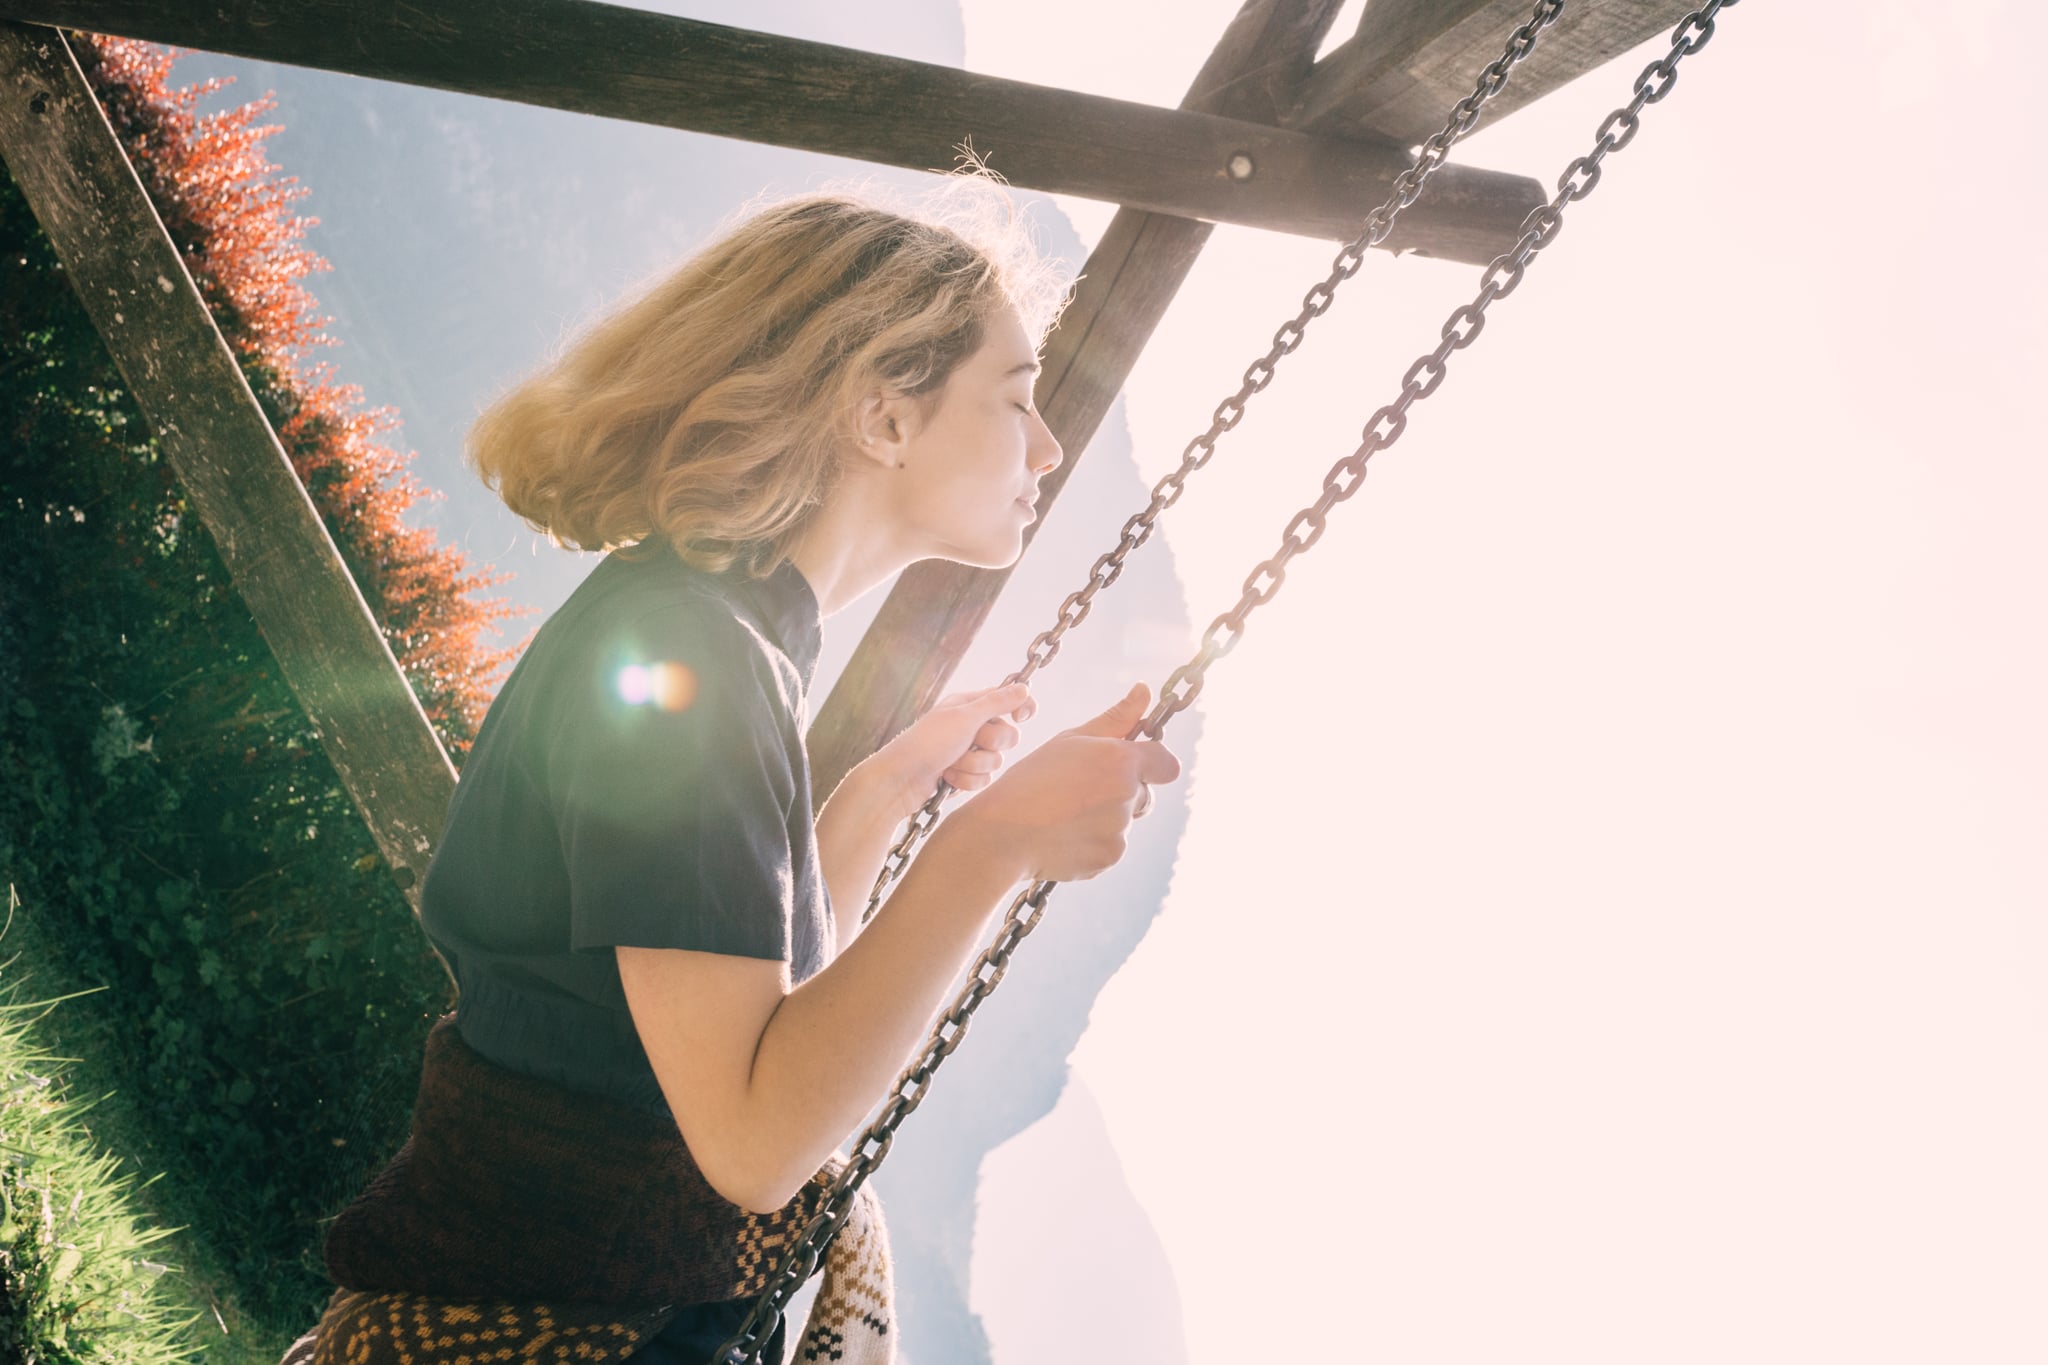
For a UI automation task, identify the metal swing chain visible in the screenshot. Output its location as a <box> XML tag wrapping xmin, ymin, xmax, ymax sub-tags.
<box><xmin>855</xmin><ymin>0</ymin><xmax>1569</xmax><ymax>930</ymax></box>
<box><xmin>1139</xmin><ymin>0</ymin><xmax>1737</xmax><ymax>740</ymax></box>
<box><xmin>715</xmin><ymin>3</ymin><xmax>1737</xmax><ymax>1360</ymax></box>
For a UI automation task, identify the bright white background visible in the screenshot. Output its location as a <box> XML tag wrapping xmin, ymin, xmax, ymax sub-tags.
<box><xmin>961</xmin><ymin>2</ymin><xmax>2047</xmax><ymax>1361</ymax></box>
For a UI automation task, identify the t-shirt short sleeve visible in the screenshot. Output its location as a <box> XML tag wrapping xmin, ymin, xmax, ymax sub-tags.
<box><xmin>545</xmin><ymin>601</ymin><xmax>800</xmax><ymax>962</ymax></box>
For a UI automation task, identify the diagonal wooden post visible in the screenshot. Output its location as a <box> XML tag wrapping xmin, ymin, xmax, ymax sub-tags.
<box><xmin>806</xmin><ymin>0</ymin><xmax>1351</xmax><ymax>800</ymax></box>
<box><xmin>1299</xmin><ymin>0</ymin><xmax>1698</xmax><ymax>143</ymax></box>
<box><xmin>0</xmin><ymin>23</ymin><xmax>456</xmax><ymax>921</ymax></box>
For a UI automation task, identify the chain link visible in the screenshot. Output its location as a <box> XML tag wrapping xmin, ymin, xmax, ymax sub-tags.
<box><xmin>713</xmin><ymin>2</ymin><xmax>1743</xmax><ymax>1358</ymax></box>
<box><xmin>854</xmin><ymin>0</ymin><xmax>1571</xmax><ymax>932</ymax></box>
<box><xmin>1137</xmin><ymin>1</ymin><xmax>1734</xmax><ymax>740</ymax></box>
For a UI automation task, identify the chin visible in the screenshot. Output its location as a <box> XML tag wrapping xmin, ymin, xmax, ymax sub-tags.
<box><xmin>944</xmin><ymin>545</ymin><xmax>1022</xmax><ymax>571</ymax></box>
<box><xmin>933</xmin><ymin>529</ymin><xmax>1026</xmax><ymax>570</ymax></box>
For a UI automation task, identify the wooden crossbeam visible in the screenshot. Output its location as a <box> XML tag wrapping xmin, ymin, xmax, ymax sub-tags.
<box><xmin>1300</xmin><ymin>0</ymin><xmax>1696</xmax><ymax>145</ymax></box>
<box><xmin>0</xmin><ymin>22</ymin><xmax>456</xmax><ymax>924</ymax></box>
<box><xmin>807</xmin><ymin>0</ymin><xmax>1350</xmax><ymax>800</ymax></box>
<box><xmin>0</xmin><ymin>0</ymin><xmax>1544</xmax><ymax>265</ymax></box>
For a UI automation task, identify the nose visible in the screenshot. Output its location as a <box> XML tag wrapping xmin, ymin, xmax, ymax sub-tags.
<box><xmin>1028</xmin><ymin>407</ymin><xmax>1063</xmax><ymax>476</ymax></box>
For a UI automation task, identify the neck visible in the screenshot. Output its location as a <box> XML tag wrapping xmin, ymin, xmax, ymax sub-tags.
<box><xmin>786</xmin><ymin>473</ymin><xmax>920</xmax><ymax>617</ymax></box>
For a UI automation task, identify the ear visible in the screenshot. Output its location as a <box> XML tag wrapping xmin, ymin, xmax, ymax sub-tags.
<box><xmin>851</xmin><ymin>388</ymin><xmax>918</xmax><ymax>471</ymax></box>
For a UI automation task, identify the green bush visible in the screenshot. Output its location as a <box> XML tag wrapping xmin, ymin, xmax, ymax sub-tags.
<box><xmin>0</xmin><ymin>37</ymin><xmax>511</xmax><ymax>1340</ymax></box>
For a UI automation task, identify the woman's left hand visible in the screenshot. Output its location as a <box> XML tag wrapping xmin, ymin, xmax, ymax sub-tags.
<box><xmin>861</xmin><ymin>682</ymin><xmax>1035</xmax><ymax>823</ymax></box>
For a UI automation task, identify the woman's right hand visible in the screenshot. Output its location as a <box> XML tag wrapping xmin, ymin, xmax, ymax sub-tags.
<box><xmin>950</xmin><ymin>682</ymin><xmax>1182</xmax><ymax>885</ymax></box>
<box><xmin>626</xmin><ymin>684</ymin><xmax>1176</xmax><ymax>1215</ymax></box>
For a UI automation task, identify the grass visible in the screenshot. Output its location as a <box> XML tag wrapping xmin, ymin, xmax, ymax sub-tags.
<box><xmin>0</xmin><ymin>885</ymin><xmax>291</xmax><ymax>1365</ymax></box>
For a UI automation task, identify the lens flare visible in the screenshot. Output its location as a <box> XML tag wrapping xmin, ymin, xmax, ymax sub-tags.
<box><xmin>616</xmin><ymin>661</ymin><xmax>696</xmax><ymax>713</ymax></box>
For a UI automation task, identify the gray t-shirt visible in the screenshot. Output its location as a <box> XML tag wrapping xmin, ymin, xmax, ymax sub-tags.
<box><xmin>419</xmin><ymin>539</ymin><xmax>830</xmax><ymax>1116</ymax></box>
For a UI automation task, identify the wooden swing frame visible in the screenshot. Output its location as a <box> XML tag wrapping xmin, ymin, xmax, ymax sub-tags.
<box><xmin>0</xmin><ymin>0</ymin><xmax>1694</xmax><ymax>905</ymax></box>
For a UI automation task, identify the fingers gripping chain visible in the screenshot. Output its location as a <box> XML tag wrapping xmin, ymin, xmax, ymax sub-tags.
<box><xmin>718</xmin><ymin>3</ymin><xmax>1741</xmax><ymax>1357</ymax></box>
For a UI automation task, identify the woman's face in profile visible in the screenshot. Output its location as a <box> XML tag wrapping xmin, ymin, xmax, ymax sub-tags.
<box><xmin>883</xmin><ymin>302</ymin><xmax>1063</xmax><ymax>570</ymax></box>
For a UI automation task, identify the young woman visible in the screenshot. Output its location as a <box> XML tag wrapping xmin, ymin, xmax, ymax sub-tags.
<box><xmin>295</xmin><ymin>193</ymin><xmax>1181</xmax><ymax>1365</ymax></box>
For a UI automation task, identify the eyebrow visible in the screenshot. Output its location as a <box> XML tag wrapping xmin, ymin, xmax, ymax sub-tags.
<box><xmin>1004</xmin><ymin>360</ymin><xmax>1042</xmax><ymax>378</ymax></box>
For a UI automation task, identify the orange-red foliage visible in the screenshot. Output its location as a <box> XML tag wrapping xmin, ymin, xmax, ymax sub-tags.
<box><xmin>83</xmin><ymin>36</ymin><xmax>522</xmax><ymax>752</ymax></box>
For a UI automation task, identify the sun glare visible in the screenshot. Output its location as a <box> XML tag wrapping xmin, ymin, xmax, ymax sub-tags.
<box><xmin>615</xmin><ymin>661</ymin><xmax>697</xmax><ymax>713</ymax></box>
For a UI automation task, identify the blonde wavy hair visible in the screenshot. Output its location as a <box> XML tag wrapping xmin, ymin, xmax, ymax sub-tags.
<box><xmin>469</xmin><ymin>184</ymin><xmax>1068</xmax><ymax>576</ymax></box>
